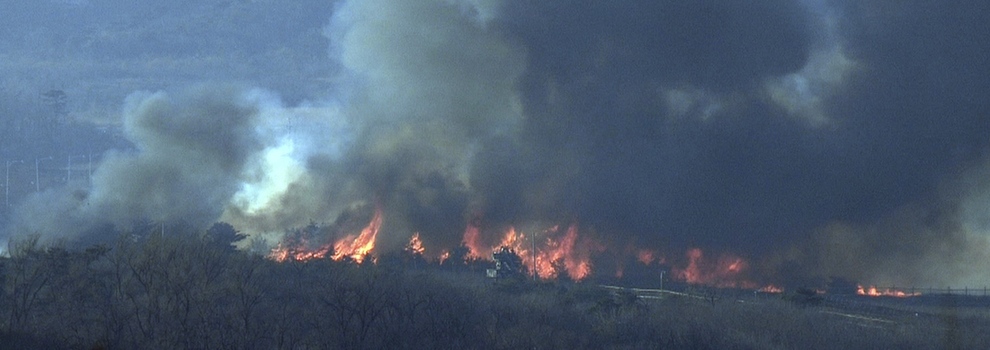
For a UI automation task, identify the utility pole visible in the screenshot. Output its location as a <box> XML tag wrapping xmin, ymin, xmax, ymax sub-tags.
<box><xmin>35</xmin><ymin>156</ymin><xmax>52</xmax><ymax>192</ymax></box>
<box><xmin>5</xmin><ymin>160</ymin><xmax>24</xmax><ymax>207</ymax></box>
<box><xmin>532</xmin><ymin>230</ymin><xmax>537</xmax><ymax>281</ymax></box>
<box><xmin>67</xmin><ymin>155</ymin><xmax>87</xmax><ymax>182</ymax></box>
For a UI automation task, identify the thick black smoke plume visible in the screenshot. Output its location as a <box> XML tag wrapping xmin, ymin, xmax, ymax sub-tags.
<box><xmin>5</xmin><ymin>0</ymin><xmax>990</xmax><ymax>287</ymax></box>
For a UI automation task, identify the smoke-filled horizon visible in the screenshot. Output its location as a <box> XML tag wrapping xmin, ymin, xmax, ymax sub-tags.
<box><xmin>3</xmin><ymin>0</ymin><xmax>990</xmax><ymax>288</ymax></box>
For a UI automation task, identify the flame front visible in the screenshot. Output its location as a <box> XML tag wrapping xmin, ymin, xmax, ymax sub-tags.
<box><xmin>268</xmin><ymin>237</ymin><xmax>333</xmax><ymax>262</ymax></box>
<box><xmin>460</xmin><ymin>223</ymin><xmax>599</xmax><ymax>281</ymax></box>
<box><xmin>857</xmin><ymin>285</ymin><xmax>921</xmax><ymax>297</ymax></box>
<box><xmin>331</xmin><ymin>207</ymin><xmax>383</xmax><ymax>263</ymax></box>
<box><xmin>267</xmin><ymin>209</ymin><xmax>779</xmax><ymax>287</ymax></box>
<box><xmin>671</xmin><ymin>248</ymin><xmax>757</xmax><ymax>288</ymax></box>
<box><xmin>268</xmin><ymin>206</ymin><xmax>383</xmax><ymax>263</ymax></box>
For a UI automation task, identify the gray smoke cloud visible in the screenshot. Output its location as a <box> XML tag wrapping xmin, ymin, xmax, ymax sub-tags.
<box><xmin>4</xmin><ymin>0</ymin><xmax>523</xmax><ymax>253</ymax></box>
<box><xmin>777</xmin><ymin>0</ymin><xmax>990</xmax><ymax>287</ymax></box>
<box><xmin>222</xmin><ymin>0</ymin><xmax>526</xmax><ymax>252</ymax></box>
<box><xmin>467</xmin><ymin>0</ymin><xmax>990</xmax><ymax>286</ymax></box>
<box><xmin>5</xmin><ymin>0</ymin><xmax>990</xmax><ymax>288</ymax></box>
<box><xmin>5</xmin><ymin>84</ymin><xmax>270</xmax><ymax>243</ymax></box>
<box><xmin>322</xmin><ymin>0</ymin><xmax>525</xmax><ymax>251</ymax></box>
<box><xmin>91</xmin><ymin>86</ymin><xmax>265</xmax><ymax>226</ymax></box>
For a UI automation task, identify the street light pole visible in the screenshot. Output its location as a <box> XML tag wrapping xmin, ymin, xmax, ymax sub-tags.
<box><xmin>5</xmin><ymin>160</ymin><xmax>24</xmax><ymax>207</ymax></box>
<box><xmin>660</xmin><ymin>270</ymin><xmax>666</xmax><ymax>291</ymax></box>
<box><xmin>87</xmin><ymin>153</ymin><xmax>93</xmax><ymax>183</ymax></box>
<box><xmin>532</xmin><ymin>230</ymin><xmax>537</xmax><ymax>281</ymax></box>
<box><xmin>36</xmin><ymin>156</ymin><xmax>52</xmax><ymax>192</ymax></box>
<box><xmin>67</xmin><ymin>155</ymin><xmax>87</xmax><ymax>182</ymax></box>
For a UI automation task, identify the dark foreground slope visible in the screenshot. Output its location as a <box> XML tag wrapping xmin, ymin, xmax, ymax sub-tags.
<box><xmin>1</xmin><ymin>230</ymin><xmax>987</xmax><ymax>349</ymax></box>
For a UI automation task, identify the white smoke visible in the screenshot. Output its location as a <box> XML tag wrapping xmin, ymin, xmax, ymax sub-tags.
<box><xmin>951</xmin><ymin>159</ymin><xmax>990</xmax><ymax>286</ymax></box>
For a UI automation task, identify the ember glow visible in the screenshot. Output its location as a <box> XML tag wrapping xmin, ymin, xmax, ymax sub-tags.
<box><xmin>758</xmin><ymin>285</ymin><xmax>784</xmax><ymax>293</ymax></box>
<box><xmin>857</xmin><ymin>285</ymin><xmax>921</xmax><ymax>298</ymax></box>
<box><xmin>405</xmin><ymin>233</ymin><xmax>425</xmax><ymax>256</ymax></box>
<box><xmin>637</xmin><ymin>249</ymin><xmax>660</xmax><ymax>265</ymax></box>
<box><xmin>672</xmin><ymin>248</ymin><xmax>757</xmax><ymax>288</ymax></box>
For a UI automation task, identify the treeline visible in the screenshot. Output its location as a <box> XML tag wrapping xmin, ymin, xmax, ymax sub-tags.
<box><xmin>1</xmin><ymin>226</ymin><xmax>987</xmax><ymax>349</ymax></box>
<box><xmin>0</xmin><ymin>226</ymin><xmax>584</xmax><ymax>349</ymax></box>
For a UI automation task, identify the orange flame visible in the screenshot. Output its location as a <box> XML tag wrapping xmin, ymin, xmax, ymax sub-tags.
<box><xmin>268</xmin><ymin>237</ymin><xmax>333</xmax><ymax>262</ymax></box>
<box><xmin>405</xmin><ymin>233</ymin><xmax>425</xmax><ymax>255</ymax></box>
<box><xmin>268</xmin><ymin>245</ymin><xmax>290</xmax><ymax>262</ymax></box>
<box><xmin>457</xmin><ymin>222</ymin><xmax>599</xmax><ymax>280</ymax></box>
<box><xmin>857</xmin><ymin>285</ymin><xmax>921</xmax><ymax>297</ymax></box>
<box><xmin>499</xmin><ymin>226</ymin><xmax>524</xmax><ymax>248</ymax></box>
<box><xmin>331</xmin><ymin>207</ymin><xmax>383</xmax><ymax>263</ymax></box>
<box><xmin>637</xmin><ymin>249</ymin><xmax>658</xmax><ymax>265</ymax></box>
<box><xmin>268</xmin><ymin>207</ymin><xmax>383</xmax><ymax>263</ymax></box>
<box><xmin>534</xmin><ymin>224</ymin><xmax>593</xmax><ymax>280</ymax></box>
<box><xmin>462</xmin><ymin>222</ymin><xmax>485</xmax><ymax>259</ymax></box>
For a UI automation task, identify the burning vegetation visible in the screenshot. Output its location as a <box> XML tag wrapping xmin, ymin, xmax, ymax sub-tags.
<box><xmin>268</xmin><ymin>206</ymin><xmax>383</xmax><ymax>264</ymax></box>
<box><xmin>672</xmin><ymin>248</ymin><xmax>754</xmax><ymax>289</ymax></box>
<box><xmin>459</xmin><ymin>223</ymin><xmax>601</xmax><ymax>281</ymax></box>
<box><xmin>857</xmin><ymin>285</ymin><xmax>922</xmax><ymax>298</ymax></box>
<box><xmin>263</xmin><ymin>207</ymin><xmax>788</xmax><ymax>292</ymax></box>
<box><xmin>260</xmin><ymin>201</ymin><xmax>932</xmax><ymax>298</ymax></box>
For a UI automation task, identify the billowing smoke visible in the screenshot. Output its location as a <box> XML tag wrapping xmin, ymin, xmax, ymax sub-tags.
<box><xmin>6</xmin><ymin>85</ymin><xmax>272</xmax><ymax>242</ymax></box>
<box><xmin>224</xmin><ymin>0</ymin><xmax>527</xmax><ymax>252</ymax></box>
<box><xmin>314</xmin><ymin>0</ymin><xmax>525</xmax><ymax>251</ymax></box>
<box><xmin>5</xmin><ymin>0</ymin><xmax>990</xmax><ymax>288</ymax></box>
